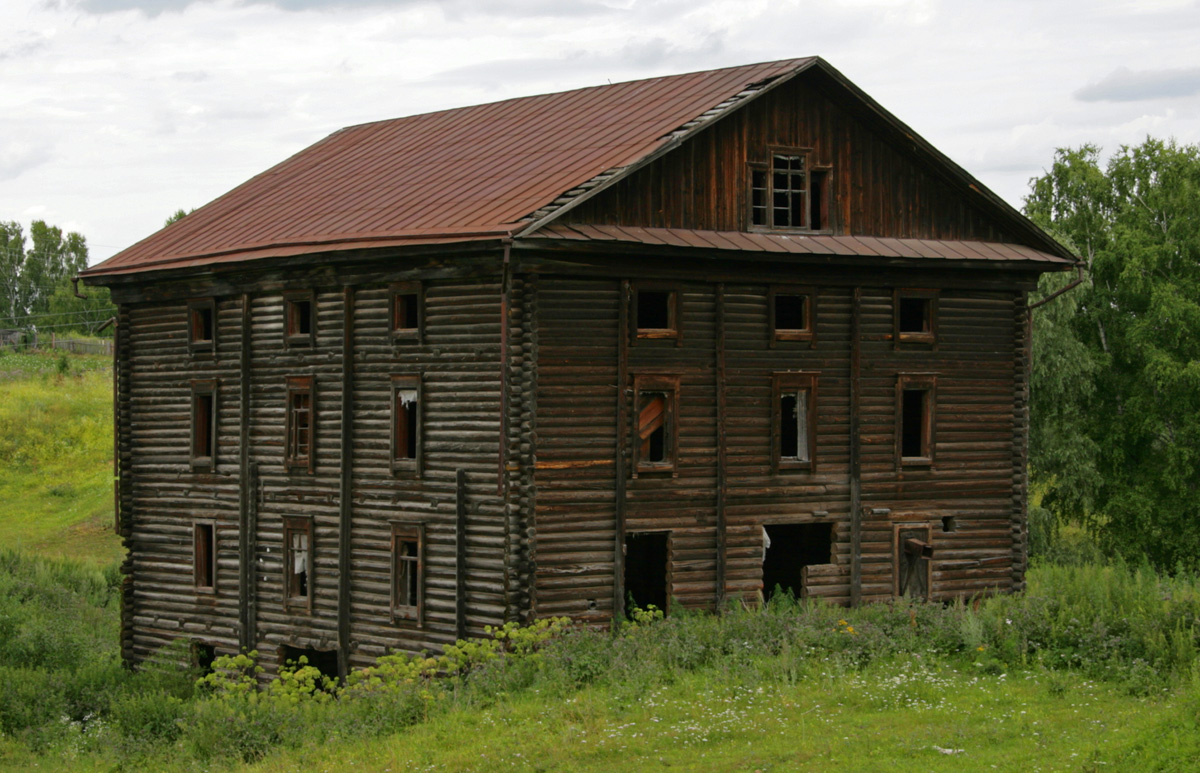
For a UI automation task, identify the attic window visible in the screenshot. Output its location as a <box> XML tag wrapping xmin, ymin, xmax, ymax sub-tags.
<box><xmin>750</xmin><ymin>151</ymin><xmax>830</xmax><ymax>231</ymax></box>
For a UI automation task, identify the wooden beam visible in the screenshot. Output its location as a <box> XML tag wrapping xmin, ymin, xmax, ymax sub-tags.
<box><xmin>715</xmin><ymin>282</ymin><xmax>728</xmax><ymax>611</ymax></box>
<box><xmin>336</xmin><ymin>285</ymin><xmax>355</xmax><ymax>679</ymax></box>
<box><xmin>612</xmin><ymin>279</ymin><xmax>630</xmax><ymax>621</ymax></box>
<box><xmin>850</xmin><ymin>285</ymin><xmax>863</xmax><ymax>607</ymax></box>
<box><xmin>455</xmin><ymin>468</ymin><xmax>468</xmax><ymax>640</ymax></box>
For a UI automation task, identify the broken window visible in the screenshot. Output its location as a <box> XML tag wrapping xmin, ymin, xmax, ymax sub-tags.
<box><xmin>284</xmin><ymin>516</ymin><xmax>313</xmax><ymax>611</ymax></box>
<box><xmin>284</xmin><ymin>291</ymin><xmax>315</xmax><ymax>347</ymax></box>
<box><xmin>770</xmin><ymin>288</ymin><xmax>814</xmax><ymax>344</ymax></box>
<box><xmin>761</xmin><ymin>522</ymin><xmax>833</xmax><ymax>601</ymax></box>
<box><xmin>191</xmin><ymin>380</ymin><xmax>218</xmax><ymax>471</ymax></box>
<box><xmin>633</xmin><ymin>375</ymin><xmax>679</xmax><ymax>474</ymax></box>
<box><xmin>194</xmin><ymin>521</ymin><xmax>216</xmax><ymax>592</ymax></box>
<box><xmin>895</xmin><ymin>524</ymin><xmax>933</xmax><ymax>599</ymax></box>
<box><xmin>390</xmin><ymin>282</ymin><xmax>422</xmax><ymax>342</ymax></box>
<box><xmin>750</xmin><ymin>151</ymin><xmax>831</xmax><ymax>230</ymax></box>
<box><xmin>391</xmin><ymin>376</ymin><xmax>421</xmax><ymax>475</ymax></box>
<box><xmin>285</xmin><ymin>376</ymin><xmax>315</xmax><ymax>472</ymax></box>
<box><xmin>897</xmin><ymin>374</ymin><xmax>935</xmax><ymax>465</ymax></box>
<box><xmin>279</xmin><ymin>645</ymin><xmax>338</xmax><ymax>682</ymax></box>
<box><xmin>773</xmin><ymin>373</ymin><xmax>817</xmax><ymax>472</ymax></box>
<box><xmin>188</xmin><ymin>299</ymin><xmax>216</xmax><ymax>354</ymax></box>
<box><xmin>633</xmin><ymin>285</ymin><xmax>679</xmax><ymax>341</ymax></box>
<box><xmin>895</xmin><ymin>290</ymin><xmax>937</xmax><ymax>345</ymax></box>
<box><xmin>192</xmin><ymin>642</ymin><xmax>217</xmax><ymax>674</ymax></box>
<box><xmin>391</xmin><ymin>522</ymin><xmax>424</xmax><ymax>624</ymax></box>
<box><xmin>624</xmin><ymin>531</ymin><xmax>669</xmax><ymax>616</ymax></box>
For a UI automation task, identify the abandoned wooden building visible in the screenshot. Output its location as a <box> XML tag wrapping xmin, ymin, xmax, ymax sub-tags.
<box><xmin>81</xmin><ymin>57</ymin><xmax>1075</xmax><ymax>676</ymax></box>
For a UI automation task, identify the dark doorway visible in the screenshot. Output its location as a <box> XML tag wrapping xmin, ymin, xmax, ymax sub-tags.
<box><xmin>279</xmin><ymin>645</ymin><xmax>339</xmax><ymax>681</ymax></box>
<box><xmin>624</xmin><ymin>531</ymin><xmax>669</xmax><ymax>615</ymax></box>
<box><xmin>192</xmin><ymin>642</ymin><xmax>216</xmax><ymax>675</ymax></box>
<box><xmin>762</xmin><ymin>522</ymin><xmax>833</xmax><ymax>601</ymax></box>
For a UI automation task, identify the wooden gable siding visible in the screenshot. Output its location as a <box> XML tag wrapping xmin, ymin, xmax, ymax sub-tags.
<box><xmin>558</xmin><ymin>74</ymin><xmax>1024</xmax><ymax>244</ymax></box>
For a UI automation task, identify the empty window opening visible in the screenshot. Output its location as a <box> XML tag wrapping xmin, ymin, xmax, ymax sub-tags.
<box><xmin>942</xmin><ymin>516</ymin><xmax>957</xmax><ymax>533</ymax></box>
<box><xmin>394</xmin><ymin>293</ymin><xmax>419</xmax><ymax>331</ymax></box>
<box><xmin>395</xmin><ymin>390</ymin><xmax>418</xmax><ymax>460</ymax></box>
<box><xmin>192</xmin><ymin>642</ymin><xmax>217</xmax><ymax>675</ymax></box>
<box><xmin>898</xmin><ymin>297</ymin><xmax>930</xmax><ymax>335</ymax></box>
<box><xmin>192</xmin><ymin>392</ymin><xmax>214</xmax><ymax>462</ymax></box>
<box><xmin>391</xmin><ymin>523</ymin><xmax>424</xmax><ymax>624</ymax></box>
<box><xmin>639</xmin><ymin>391</ymin><xmax>669</xmax><ymax>463</ymax></box>
<box><xmin>809</xmin><ymin>169</ymin><xmax>829</xmax><ymax>230</ymax></box>
<box><xmin>194</xmin><ymin>522</ymin><xmax>215</xmax><ymax>591</ymax></box>
<box><xmin>279</xmin><ymin>645</ymin><xmax>339</xmax><ymax>682</ymax></box>
<box><xmin>285</xmin><ymin>294</ymin><xmax>315</xmax><ymax>344</ymax></box>
<box><xmin>395</xmin><ymin>538</ymin><xmax>418</xmax><ymax>607</ymax></box>
<box><xmin>762</xmin><ymin>523</ymin><xmax>833</xmax><ymax>602</ymax></box>
<box><xmin>775</xmin><ymin>294</ymin><xmax>809</xmax><ymax>332</ymax></box>
<box><xmin>189</xmin><ymin>303</ymin><xmax>214</xmax><ymax>348</ymax></box>
<box><xmin>624</xmin><ymin>532</ymin><xmax>669</xmax><ymax>616</ymax></box>
<box><xmin>779</xmin><ymin>391</ymin><xmax>810</xmax><ymax>463</ymax></box>
<box><xmin>637</xmin><ymin>290</ymin><xmax>672</xmax><ymax>331</ymax></box>
<box><xmin>896</xmin><ymin>526</ymin><xmax>933</xmax><ymax>599</ymax></box>
<box><xmin>284</xmin><ymin>517</ymin><xmax>313</xmax><ymax>609</ymax></box>
<box><xmin>901</xmin><ymin>388</ymin><xmax>930</xmax><ymax>459</ymax></box>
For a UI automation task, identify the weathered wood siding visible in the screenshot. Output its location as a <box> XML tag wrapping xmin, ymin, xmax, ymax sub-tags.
<box><xmin>561</xmin><ymin>73</ymin><xmax>1026</xmax><ymax>245</ymax></box>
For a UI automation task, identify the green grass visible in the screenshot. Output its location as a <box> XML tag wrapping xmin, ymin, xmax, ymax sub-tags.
<box><xmin>0</xmin><ymin>352</ymin><xmax>119</xmax><ymax>566</ymax></box>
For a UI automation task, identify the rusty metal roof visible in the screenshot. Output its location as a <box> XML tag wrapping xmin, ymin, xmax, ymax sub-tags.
<box><xmin>528</xmin><ymin>225</ymin><xmax>1074</xmax><ymax>266</ymax></box>
<box><xmin>84</xmin><ymin>58</ymin><xmax>812</xmax><ymax>278</ymax></box>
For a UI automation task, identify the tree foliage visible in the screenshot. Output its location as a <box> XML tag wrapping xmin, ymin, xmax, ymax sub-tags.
<box><xmin>1025</xmin><ymin>138</ymin><xmax>1200</xmax><ymax>570</ymax></box>
<box><xmin>0</xmin><ymin>220</ymin><xmax>114</xmax><ymax>336</ymax></box>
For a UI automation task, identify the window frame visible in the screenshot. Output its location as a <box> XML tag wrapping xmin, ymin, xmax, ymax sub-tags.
<box><xmin>632</xmin><ymin>374</ymin><xmax>680</xmax><ymax>478</ymax></box>
<box><xmin>747</xmin><ymin>147</ymin><xmax>833</xmax><ymax>233</ymax></box>
<box><xmin>190</xmin><ymin>379</ymin><xmax>218</xmax><ymax>472</ymax></box>
<box><xmin>772</xmin><ymin>372</ymin><xmax>819</xmax><ymax>473</ymax></box>
<box><xmin>390</xmin><ymin>522</ymin><xmax>425</xmax><ymax>626</ymax></box>
<box><xmin>896</xmin><ymin>373</ymin><xmax>936</xmax><ymax>467</ymax></box>
<box><xmin>283</xmin><ymin>516</ymin><xmax>314</xmax><ymax>613</ymax></box>
<box><xmin>390</xmin><ymin>375</ymin><xmax>422</xmax><ymax>477</ymax></box>
<box><xmin>285</xmin><ymin>376</ymin><xmax>316</xmax><ymax>473</ymax></box>
<box><xmin>768</xmin><ymin>286</ymin><xmax>817</xmax><ymax>347</ymax></box>
<box><xmin>389</xmin><ymin>281</ymin><xmax>424</xmax><ymax>344</ymax></box>
<box><xmin>187</xmin><ymin>298</ymin><xmax>216</xmax><ymax>355</ymax></box>
<box><xmin>194</xmin><ymin>520</ymin><xmax>217</xmax><ymax>594</ymax></box>
<box><xmin>894</xmin><ymin>289</ymin><xmax>938</xmax><ymax>347</ymax></box>
<box><xmin>631</xmin><ymin>283</ymin><xmax>681</xmax><ymax>345</ymax></box>
<box><xmin>283</xmin><ymin>290</ymin><xmax>316</xmax><ymax>348</ymax></box>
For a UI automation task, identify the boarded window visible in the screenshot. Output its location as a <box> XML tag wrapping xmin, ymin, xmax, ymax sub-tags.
<box><xmin>624</xmin><ymin>531</ymin><xmax>669</xmax><ymax>616</ymax></box>
<box><xmin>191</xmin><ymin>380</ymin><xmax>218</xmax><ymax>471</ymax></box>
<box><xmin>391</xmin><ymin>376</ymin><xmax>421</xmax><ymax>475</ymax></box>
<box><xmin>633</xmin><ymin>285</ymin><xmax>679</xmax><ymax>341</ymax></box>
<box><xmin>194</xmin><ymin>522</ymin><xmax>216</xmax><ymax>592</ymax></box>
<box><xmin>750</xmin><ymin>152</ymin><xmax>831</xmax><ymax>230</ymax></box>
<box><xmin>897</xmin><ymin>374</ymin><xmax>935</xmax><ymax>465</ymax></box>
<box><xmin>391</xmin><ymin>523</ymin><xmax>424</xmax><ymax>625</ymax></box>
<box><xmin>761</xmin><ymin>522</ymin><xmax>833</xmax><ymax>601</ymax></box>
<box><xmin>284</xmin><ymin>291</ymin><xmax>315</xmax><ymax>346</ymax></box>
<box><xmin>633</xmin><ymin>375</ymin><xmax>679</xmax><ymax>474</ymax></box>
<box><xmin>188</xmin><ymin>299</ymin><xmax>215</xmax><ymax>354</ymax></box>
<box><xmin>895</xmin><ymin>290</ymin><xmax>937</xmax><ymax>345</ymax></box>
<box><xmin>284</xmin><ymin>517</ymin><xmax>313</xmax><ymax>611</ymax></box>
<box><xmin>773</xmin><ymin>373</ymin><xmax>817</xmax><ymax>471</ymax></box>
<box><xmin>285</xmin><ymin>376</ymin><xmax>314</xmax><ymax>472</ymax></box>
<box><xmin>390</xmin><ymin>282</ymin><xmax>422</xmax><ymax>342</ymax></box>
<box><xmin>894</xmin><ymin>524</ymin><xmax>933</xmax><ymax>599</ymax></box>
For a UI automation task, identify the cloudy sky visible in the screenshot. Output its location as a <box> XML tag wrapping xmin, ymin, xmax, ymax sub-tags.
<box><xmin>3</xmin><ymin>0</ymin><xmax>1199</xmax><ymax>264</ymax></box>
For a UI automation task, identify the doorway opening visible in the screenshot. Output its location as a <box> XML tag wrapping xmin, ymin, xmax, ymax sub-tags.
<box><xmin>762</xmin><ymin>522</ymin><xmax>833</xmax><ymax>601</ymax></box>
<box><xmin>624</xmin><ymin>531</ymin><xmax>669</xmax><ymax>616</ymax></box>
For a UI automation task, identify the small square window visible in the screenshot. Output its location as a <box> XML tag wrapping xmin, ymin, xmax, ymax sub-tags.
<box><xmin>285</xmin><ymin>376</ymin><xmax>315</xmax><ymax>473</ymax></box>
<box><xmin>194</xmin><ymin>521</ymin><xmax>216</xmax><ymax>593</ymax></box>
<box><xmin>284</xmin><ymin>291</ymin><xmax>316</xmax><ymax>347</ymax></box>
<box><xmin>772</xmin><ymin>373</ymin><xmax>818</xmax><ymax>472</ymax></box>
<box><xmin>633</xmin><ymin>285</ymin><xmax>679</xmax><ymax>342</ymax></box>
<box><xmin>770</xmin><ymin>288</ymin><xmax>815</xmax><ymax>345</ymax></box>
<box><xmin>897</xmin><ymin>374</ymin><xmax>936</xmax><ymax>466</ymax></box>
<box><xmin>391</xmin><ymin>522</ymin><xmax>424</xmax><ymax>625</ymax></box>
<box><xmin>390</xmin><ymin>282</ymin><xmax>423</xmax><ymax>342</ymax></box>
<box><xmin>188</xmin><ymin>300</ymin><xmax>216</xmax><ymax>354</ymax></box>
<box><xmin>284</xmin><ymin>516</ymin><xmax>313</xmax><ymax>612</ymax></box>
<box><xmin>391</xmin><ymin>376</ymin><xmax>422</xmax><ymax>476</ymax></box>
<box><xmin>633</xmin><ymin>375</ymin><xmax>679</xmax><ymax>476</ymax></box>
<box><xmin>895</xmin><ymin>290</ymin><xmax>937</xmax><ymax>346</ymax></box>
<box><xmin>191</xmin><ymin>380</ymin><xmax>218</xmax><ymax>471</ymax></box>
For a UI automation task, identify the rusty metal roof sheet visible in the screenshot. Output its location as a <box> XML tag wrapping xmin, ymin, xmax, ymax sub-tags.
<box><xmin>84</xmin><ymin>58</ymin><xmax>811</xmax><ymax>278</ymax></box>
<box><xmin>528</xmin><ymin>225</ymin><xmax>1074</xmax><ymax>265</ymax></box>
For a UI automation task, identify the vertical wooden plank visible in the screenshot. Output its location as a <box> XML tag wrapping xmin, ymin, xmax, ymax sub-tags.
<box><xmin>850</xmin><ymin>285</ymin><xmax>863</xmax><ymax>606</ymax></box>
<box><xmin>714</xmin><ymin>283</ymin><xmax>727</xmax><ymax>610</ymax></box>
<box><xmin>336</xmin><ymin>285</ymin><xmax>355</xmax><ymax>679</ymax></box>
<box><xmin>455</xmin><ymin>468</ymin><xmax>468</xmax><ymax>641</ymax></box>
<box><xmin>613</xmin><ymin>279</ymin><xmax>630</xmax><ymax>620</ymax></box>
<box><xmin>238</xmin><ymin>293</ymin><xmax>254</xmax><ymax>654</ymax></box>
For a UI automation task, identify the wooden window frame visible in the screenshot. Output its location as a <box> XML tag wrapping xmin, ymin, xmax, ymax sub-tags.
<box><xmin>390</xmin><ymin>522</ymin><xmax>425</xmax><ymax>626</ymax></box>
<box><xmin>390</xmin><ymin>375</ymin><xmax>422</xmax><ymax>477</ymax></box>
<box><xmin>748</xmin><ymin>147</ymin><xmax>833</xmax><ymax>233</ymax></box>
<box><xmin>283</xmin><ymin>516</ymin><xmax>314</xmax><ymax>613</ymax></box>
<box><xmin>632</xmin><ymin>374</ymin><xmax>680</xmax><ymax>477</ymax></box>
<box><xmin>892</xmin><ymin>522</ymin><xmax>933</xmax><ymax>599</ymax></box>
<box><xmin>769</xmin><ymin>286</ymin><xmax>816</xmax><ymax>347</ymax></box>
<box><xmin>187</xmin><ymin>298</ymin><xmax>216</xmax><ymax>355</ymax></box>
<box><xmin>631</xmin><ymin>283</ymin><xmax>681</xmax><ymax>345</ymax></box>
<box><xmin>283</xmin><ymin>290</ymin><xmax>316</xmax><ymax>348</ymax></box>
<box><xmin>772</xmin><ymin>372</ymin><xmax>818</xmax><ymax>473</ymax></box>
<box><xmin>193</xmin><ymin>520</ymin><xmax>217</xmax><ymax>594</ymax></box>
<box><xmin>190</xmin><ymin>379</ymin><xmax>218</xmax><ymax>472</ymax></box>
<box><xmin>285</xmin><ymin>376</ymin><xmax>315</xmax><ymax>473</ymax></box>
<box><xmin>894</xmin><ymin>289</ymin><xmax>938</xmax><ymax>347</ymax></box>
<box><xmin>389</xmin><ymin>281</ymin><xmax>424</xmax><ymax>344</ymax></box>
<box><xmin>896</xmin><ymin>373</ymin><xmax>936</xmax><ymax>467</ymax></box>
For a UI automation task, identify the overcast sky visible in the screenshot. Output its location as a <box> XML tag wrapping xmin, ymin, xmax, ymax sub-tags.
<box><xmin>3</xmin><ymin>0</ymin><xmax>1199</xmax><ymax>264</ymax></box>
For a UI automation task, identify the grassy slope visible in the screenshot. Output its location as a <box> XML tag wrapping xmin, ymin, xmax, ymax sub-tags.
<box><xmin>0</xmin><ymin>351</ymin><xmax>121</xmax><ymax>567</ymax></box>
